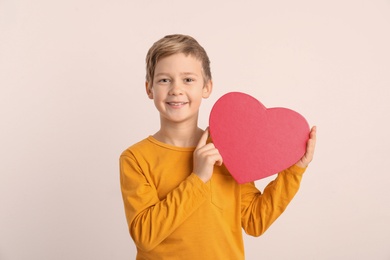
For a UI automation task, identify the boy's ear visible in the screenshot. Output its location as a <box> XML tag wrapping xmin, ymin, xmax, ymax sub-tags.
<box><xmin>145</xmin><ymin>81</ymin><xmax>153</xmax><ymax>99</ymax></box>
<box><xmin>202</xmin><ymin>79</ymin><xmax>213</xmax><ymax>98</ymax></box>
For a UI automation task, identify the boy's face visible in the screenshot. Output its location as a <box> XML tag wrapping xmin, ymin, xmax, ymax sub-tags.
<box><xmin>146</xmin><ymin>53</ymin><xmax>212</xmax><ymax>125</ymax></box>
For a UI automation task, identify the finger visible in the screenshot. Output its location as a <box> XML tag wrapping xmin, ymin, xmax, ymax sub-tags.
<box><xmin>207</xmin><ymin>148</ymin><xmax>223</xmax><ymax>166</ymax></box>
<box><xmin>310</xmin><ymin>126</ymin><xmax>317</xmax><ymax>141</ymax></box>
<box><xmin>196</xmin><ymin>128</ymin><xmax>210</xmax><ymax>149</ymax></box>
<box><xmin>303</xmin><ymin>127</ymin><xmax>317</xmax><ymax>162</ymax></box>
<box><xmin>216</xmin><ymin>157</ymin><xmax>223</xmax><ymax>166</ymax></box>
<box><xmin>206</xmin><ymin>152</ymin><xmax>223</xmax><ymax>166</ymax></box>
<box><xmin>196</xmin><ymin>144</ymin><xmax>223</xmax><ymax>163</ymax></box>
<box><xmin>308</xmin><ymin>126</ymin><xmax>317</xmax><ymax>151</ymax></box>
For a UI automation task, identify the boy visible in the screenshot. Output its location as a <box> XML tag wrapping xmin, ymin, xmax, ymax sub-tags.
<box><xmin>120</xmin><ymin>34</ymin><xmax>316</xmax><ymax>259</ymax></box>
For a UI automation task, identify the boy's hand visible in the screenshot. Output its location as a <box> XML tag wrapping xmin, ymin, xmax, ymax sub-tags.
<box><xmin>193</xmin><ymin>128</ymin><xmax>223</xmax><ymax>183</ymax></box>
<box><xmin>295</xmin><ymin>126</ymin><xmax>317</xmax><ymax>168</ymax></box>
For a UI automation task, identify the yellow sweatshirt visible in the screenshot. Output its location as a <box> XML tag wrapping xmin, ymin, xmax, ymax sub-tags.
<box><xmin>120</xmin><ymin>136</ymin><xmax>305</xmax><ymax>260</ymax></box>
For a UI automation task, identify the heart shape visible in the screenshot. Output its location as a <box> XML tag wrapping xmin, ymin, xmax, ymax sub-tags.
<box><xmin>209</xmin><ymin>92</ymin><xmax>310</xmax><ymax>184</ymax></box>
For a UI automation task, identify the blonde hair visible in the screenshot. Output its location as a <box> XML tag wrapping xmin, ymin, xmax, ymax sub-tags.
<box><xmin>145</xmin><ymin>34</ymin><xmax>211</xmax><ymax>85</ymax></box>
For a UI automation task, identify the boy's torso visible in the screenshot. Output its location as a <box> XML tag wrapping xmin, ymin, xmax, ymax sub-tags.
<box><xmin>126</xmin><ymin>136</ymin><xmax>245</xmax><ymax>259</ymax></box>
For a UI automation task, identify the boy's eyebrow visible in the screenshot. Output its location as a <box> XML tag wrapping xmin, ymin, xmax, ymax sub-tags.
<box><xmin>180</xmin><ymin>72</ymin><xmax>199</xmax><ymax>76</ymax></box>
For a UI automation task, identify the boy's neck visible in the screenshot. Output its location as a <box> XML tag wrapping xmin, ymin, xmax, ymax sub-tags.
<box><xmin>153</xmin><ymin>123</ymin><xmax>204</xmax><ymax>147</ymax></box>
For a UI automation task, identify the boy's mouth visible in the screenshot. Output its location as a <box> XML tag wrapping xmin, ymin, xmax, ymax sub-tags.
<box><xmin>166</xmin><ymin>102</ymin><xmax>188</xmax><ymax>106</ymax></box>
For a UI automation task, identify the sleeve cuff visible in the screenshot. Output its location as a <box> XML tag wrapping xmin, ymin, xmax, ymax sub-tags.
<box><xmin>188</xmin><ymin>173</ymin><xmax>210</xmax><ymax>193</ymax></box>
<box><xmin>284</xmin><ymin>164</ymin><xmax>307</xmax><ymax>176</ymax></box>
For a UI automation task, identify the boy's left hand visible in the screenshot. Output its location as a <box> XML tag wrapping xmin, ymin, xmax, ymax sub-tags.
<box><xmin>295</xmin><ymin>126</ymin><xmax>317</xmax><ymax>168</ymax></box>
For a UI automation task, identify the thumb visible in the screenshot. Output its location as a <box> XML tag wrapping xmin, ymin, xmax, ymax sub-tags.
<box><xmin>196</xmin><ymin>128</ymin><xmax>209</xmax><ymax>149</ymax></box>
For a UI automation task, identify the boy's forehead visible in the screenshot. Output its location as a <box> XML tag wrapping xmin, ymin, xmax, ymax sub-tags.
<box><xmin>155</xmin><ymin>53</ymin><xmax>203</xmax><ymax>72</ymax></box>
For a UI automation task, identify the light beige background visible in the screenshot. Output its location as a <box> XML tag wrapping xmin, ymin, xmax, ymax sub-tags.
<box><xmin>1</xmin><ymin>0</ymin><xmax>389</xmax><ymax>259</ymax></box>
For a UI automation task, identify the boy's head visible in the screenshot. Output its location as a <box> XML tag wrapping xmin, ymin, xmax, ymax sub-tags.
<box><xmin>146</xmin><ymin>34</ymin><xmax>211</xmax><ymax>87</ymax></box>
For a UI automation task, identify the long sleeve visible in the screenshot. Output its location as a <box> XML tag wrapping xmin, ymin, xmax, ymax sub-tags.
<box><xmin>120</xmin><ymin>153</ymin><xmax>210</xmax><ymax>252</ymax></box>
<box><xmin>240</xmin><ymin>164</ymin><xmax>306</xmax><ymax>236</ymax></box>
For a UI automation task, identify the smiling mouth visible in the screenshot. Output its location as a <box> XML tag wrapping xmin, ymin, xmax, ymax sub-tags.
<box><xmin>166</xmin><ymin>102</ymin><xmax>188</xmax><ymax>106</ymax></box>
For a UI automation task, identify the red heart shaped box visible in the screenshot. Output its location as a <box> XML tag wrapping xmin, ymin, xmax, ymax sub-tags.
<box><xmin>209</xmin><ymin>92</ymin><xmax>310</xmax><ymax>184</ymax></box>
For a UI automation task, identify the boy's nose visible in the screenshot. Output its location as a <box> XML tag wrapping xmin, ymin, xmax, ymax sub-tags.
<box><xmin>169</xmin><ymin>82</ymin><xmax>183</xmax><ymax>95</ymax></box>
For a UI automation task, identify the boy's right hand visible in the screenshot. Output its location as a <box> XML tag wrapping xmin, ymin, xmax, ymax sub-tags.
<box><xmin>193</xmin><ymin>128</ymin><xmax>223</xmax><ymax>183</ymax></box>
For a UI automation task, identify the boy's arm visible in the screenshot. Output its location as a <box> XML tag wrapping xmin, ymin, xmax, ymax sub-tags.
<box><xmin>120</xmin><ymin>154</ymin><xmax>209</xmax><ymax>252</ymax></box>
<box><xmin>240</xmin><ymin>165</ymin><xmax>305</xmax><ymax>236</ymax></box>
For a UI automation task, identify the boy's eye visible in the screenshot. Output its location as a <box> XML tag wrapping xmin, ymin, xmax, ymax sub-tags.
<box><xmin>158</xmin><ymin>78</ymin><xmax>170</xmax><ymax>83</ymax></box>
<box><xmin>184</xmin><ymin>78</ymin><xmax>194</xmax><ymax>83</ymax></box>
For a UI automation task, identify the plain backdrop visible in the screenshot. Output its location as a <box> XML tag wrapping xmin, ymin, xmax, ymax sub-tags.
<box><xmin>1</xmin><ymin>0</ymin><xmax>389</xmax><ymax>259</ymax></box>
